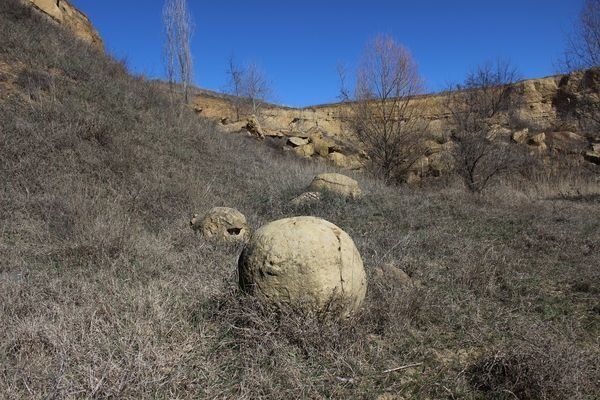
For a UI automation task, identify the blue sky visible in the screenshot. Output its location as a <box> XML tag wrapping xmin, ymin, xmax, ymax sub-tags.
<box><xmin>72</xmin><ymin>0</ymin><xmax>582</xmax><ymax>107</ymax></box>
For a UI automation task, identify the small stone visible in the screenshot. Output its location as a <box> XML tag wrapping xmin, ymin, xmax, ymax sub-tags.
<box><xmin>290</xmin><ymin>192</ymin><xmax>322</xmax><ymax>206</ymax></box>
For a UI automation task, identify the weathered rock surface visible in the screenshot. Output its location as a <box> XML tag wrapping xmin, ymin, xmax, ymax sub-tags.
<box><xmin>245</xmin><ymin>115</ymin><xmax>264</xmax><ymax>138</ymax></box>
<box><xmin>193</xmin><ymin>207</ymin><xmax>250</xmax><ymax>243</ymax></box>
<box><xmin>294</xmin><ymin>143</ymin><xmax>315</xmax><ymax>157</ymax></box>
<box><xmin>546</xmin><ymin>131</ymin><xmax>587</xmax><ymax>153</ymax></box>
<box><xmin>26</xmin><ymin>0</ymin><xmax>103</xmax><ymax>48</ymax></box>
<box><xmin>308</xmin><ymin>173</ymin><xmax>362</xmax><ymax>198</ymax></box>
<box><xmin>511</xmin><ymin>128</ymin><xmax>529</xmax><ymax>144</ymax></box>
<box><xmin>289</xmin><ymin>191</ymin><xmax>321</xmax><ymax>206</ymax></box>
<box><xmin>238</xmin><ymin>216</ymin><xmax>367</xmax><ymax>316</ymax></box>
<box><xmin>528</xmin><ymin>132</ymin><xmax>546</xmax><ymax>146</ymax></box>
<box><xmin>374</xmin><ymin>264</ymin><xmax>419</xmax><ymax>288</ymax></box>
<box><xmin>287</xmin><ymin>137</ymin><xmax>309</xmax><ymax>147</ymax></box>
<box><xmin>327</xmin><ymin>152</ymin><xmax>363</xmax><ymax>169</ymax></box>
<box><xmin>584</xmin><ymin>151</ymin><xmax>600</xmax><ymax>165</ymax></box>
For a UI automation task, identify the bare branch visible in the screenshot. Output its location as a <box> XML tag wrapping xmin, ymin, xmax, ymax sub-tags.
<box><xmin>445</xmin><ymin>60</ymin><xmax>527</xmax><ymax>193</ymax></box>
<box><xmin>561</xmin><ymin>0</ymin><xmax>600</xmax><ymax>71</ymax></box>
<box><xmin>225</xmin><ymin>57</ymin><xmax>272</xmax><ymax>119</ymax></box>
<box><xmin>340</xmin><ymin>34</ymin><xmax>427</xmax><ymax>183</ymax></box>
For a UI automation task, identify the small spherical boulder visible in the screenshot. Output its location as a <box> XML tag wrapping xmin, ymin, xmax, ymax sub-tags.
<box><xmin>194</xmin><ymin>207</ymin><xmax>250</xmax><ymax>243</ymax></box>
<box><xmin>308</xmin><ymin>173</ymin><xmax>362</xmax><ymax>198</ymax></box>
<box><xmin>238</xmin><ymin>216</ymin><xmax>367</xmax><ymax>317</ymax></box>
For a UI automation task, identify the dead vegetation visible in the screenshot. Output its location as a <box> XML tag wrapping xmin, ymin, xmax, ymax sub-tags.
<box><xmin>0</xmin><ymin>1</ymin><xmax>599</xmax><ymax>398</ymax></box>
<box><xmin>338</xmin><ymin>35</ymin><xmax>429</xmax><ymax>184</ymax></box>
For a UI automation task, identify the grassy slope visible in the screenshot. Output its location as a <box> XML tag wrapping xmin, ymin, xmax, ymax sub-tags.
<box><xmin>0</xmin><ymin>1</ymin><xmax>598</xmax><ymax>398</ymax></box>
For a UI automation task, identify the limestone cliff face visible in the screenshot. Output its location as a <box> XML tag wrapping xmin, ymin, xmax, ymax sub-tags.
<box><xmin>193</xmin><ymin>69</ymin><xmax>599</xmax><ymax>172</ymax></box>
<box><xmin>26</xmin><ymin>0</ymin><xmax>103</xmax><ymax>49</ymax></box>
<box><xmin>194</xmin><ymin>70</ymin><xmax>598</xmax><ymax>141</ymax></box>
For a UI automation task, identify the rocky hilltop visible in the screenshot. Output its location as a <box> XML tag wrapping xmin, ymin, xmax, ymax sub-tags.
<box><xmin>24</xmin><ymin>0</ymin><xmax>102</xmax><ymax>48</ymax></box>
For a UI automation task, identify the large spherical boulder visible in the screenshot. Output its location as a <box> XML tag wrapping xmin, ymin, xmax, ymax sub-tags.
<box><xmin>193</xmin><ymin>207</ymin><xmax>250</xmax><ymax>243</ymax></box>
<box><xmin>308</xmin><ymin>173</ymin><xmax>362</xmax><ymax>198</ymax></box>
<box><xmin>238</xmin><ymin>216</ymin><xmax>367</xmax><ymax>317</ymax></box>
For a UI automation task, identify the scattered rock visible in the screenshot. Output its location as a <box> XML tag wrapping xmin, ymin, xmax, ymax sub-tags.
<box><xmin>238</xmin><ymin>216</ymin><xmax>367</xmax><ymax>317</ymax></box>
<box><xmin>374</xmin><ymin>264</ymin><xmax>418</xmax><ymax>287</ymax></box>
<box><xmin>327</xmin><ymin>152</ymin><xmax>364</xmax><ymax>169</ymax></box>
<box><xmin>305</xmin><ymin>126</ymin><xmax>325</xmax><ymax>140</ymax></box>
<box><xmin>546</xmin><ymin>131</ymin><xmax>587</xmax><ymax>153</ymax></box>
<box><xmin>423</xmin><ymin>140</ymin><xmax>443</xmax><ymax>154</ymax></box>
<box><xmin>289</xmin><ymin>191</ymin><xmax>322</xmax><ymax>206</ymax></box>
<box><xmin>287</xmin><ymin>136</ymin><xmax>310</xmax><ymax>147</ymax></box>
<box><xmin>528</xmin><ymin>132</ymin><xmax>546</xmax><ymax>146</ymax></box>
<box><xmin>313</xmin><ymin>137</ymin><xmax>335</xmax><ymax>157</ymax></box>
<box><xmin>442</xmin><ymin>140</ymin><xmax>457</xmax><ymax>152</ymax></box>
<box><xmin>593</xmin><ymin>143</ymin><xmax>600</xmax><ymax>153</ymax></box>
<box><xmin>194</xmin><ymin>207</ymin><xmax>250</xmax><ymax>243</ymax></box>
<box><xmin>308</xmin><ymin>173</ymin><xmax>362</xmax><ymax>198</ymax></box>
<box><xmin>263</xmin><ymin>129</ymin><xmax>284</xmax><ymax>138</ymax></box>
<box><xmin>245</xmin><ymin>115</ymin><xmax>264</xmax><ymax>138</ymax></box>
<box><xmin>220</xmin><ymin>120</ymin><xmax>247</xmax><ymax>134</ymax></box>
<box><xmin>428</xmin><ymin>152</ymin><xmax>451</xmax><ymax>175</ymax></box>
<box><xmin>410</xmin><ymin>156</ymin><xmax>430</xmax><ymax>173</ymax></box>
<box><xmin>294</xmin><ymin>143</ymin><xmax>315</xmax><ymax>157</ymax></box>
<box><xmin>511</xmin><ymin>128</ymin><xmax>529</xmax><ymax>144</ymax></box>
<box><xmin>283</xmin><ymin>130</ymin><xmax>311</xmax><ymax>139</ymax></box>
<box><xmin>406</xmin><ymin>171</ymin><xmax>422</xmax><ymax>184</ymax></box>
<box><xmin>584</xmin><ymin>150</ymin><xmax>600</xmax><ymax>165</ymax></box>
<box><xmin>489</xmin><ymin>125</ymin><xmax>513</xmax><ymax>140</ymax></box>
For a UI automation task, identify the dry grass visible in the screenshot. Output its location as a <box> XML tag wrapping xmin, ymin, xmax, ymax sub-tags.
<box><xmin>1</xmin><ymin>1</ymin><xmax>599</xmax><ymax>398</ymax></box>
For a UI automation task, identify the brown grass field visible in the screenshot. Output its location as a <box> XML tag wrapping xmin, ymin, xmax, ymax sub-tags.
<box><xmin>1</xmin><ymin>1</ymin><xmax>599</xmax><ymax>398</ymax></box>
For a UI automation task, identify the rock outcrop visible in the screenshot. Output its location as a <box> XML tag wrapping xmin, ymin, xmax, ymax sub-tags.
<box><xmin>194</xmin><ymin>68</ymin><xmax>600</xmax><ymax>175</ymax></box>
<box><xmin>25</xmin><ymin>0</ymin><xmax>103</xmax><ymax>49</ymax></box>
<box><xmin>238</xmin><ymin>216</ymin><xmax>367</xmax><ymax>317</ymax></box>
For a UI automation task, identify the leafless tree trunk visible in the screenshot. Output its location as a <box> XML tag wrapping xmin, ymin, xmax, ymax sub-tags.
<box><xmin>339</xmin><ymin>34</ymin><xmax>427</xmax><ymax>183</ymax></box>
<box><xmin>445</xmin><ymin>60</ymin><xmax>526</xmax><ymax>193</ymax></box>
<box><xmin>562</xmin><ymin>0</ymin><xmax>600</xmax><ymax>71</ymax></box>
<box><xmin>162</xmin><ymin>0</ymin><xmax>194</xmax><ymax>103</ymax></box>
<box><xmin>225</xmin><ymin>58</ymin><xmax>271</xmax><ymax>119</ymax></box>
<box><xmin>226</xmin><ymin>55</ymin><xmax>244</xmax><ymax>121</ymax></box>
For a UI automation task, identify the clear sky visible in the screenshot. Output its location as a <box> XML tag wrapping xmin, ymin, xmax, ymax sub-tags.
<box><xmin>72</xmin><ymin>0</ymin><xmax>583</xmax><ymax>107</ymax></box>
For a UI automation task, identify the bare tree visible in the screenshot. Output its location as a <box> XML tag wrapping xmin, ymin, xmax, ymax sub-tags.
<box><xmin>244</xmin><ymin>62</ymin><xmax>270</xmax><ymax>116</ymax></box>
<box><xmin>562</xmin><ymin>0</ymin><xmax>600</xmax><ymax>71</ymax></box>
<box><xmin>445</xmin><ymin>60</ymin><xmax>525</xmax><ymax>193</ymax></box>
<box><xmin>225</xmin><ymin>58</ymin><xmax>271</xmax><ymax>119</ymax></box>
<box><xmin>339</xmin><ymin>34</ymin><xmax>427</xmax><ymax>183</ymax></box>
<box><xmin>163</xmin><ymin>0</ymin><xmax>194</xmax><ymax>102</ymax></box>
<box><xmin>226</xmin><ymin>55</ymin><xmax>245</xmax><ymax>120</ymax></box>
